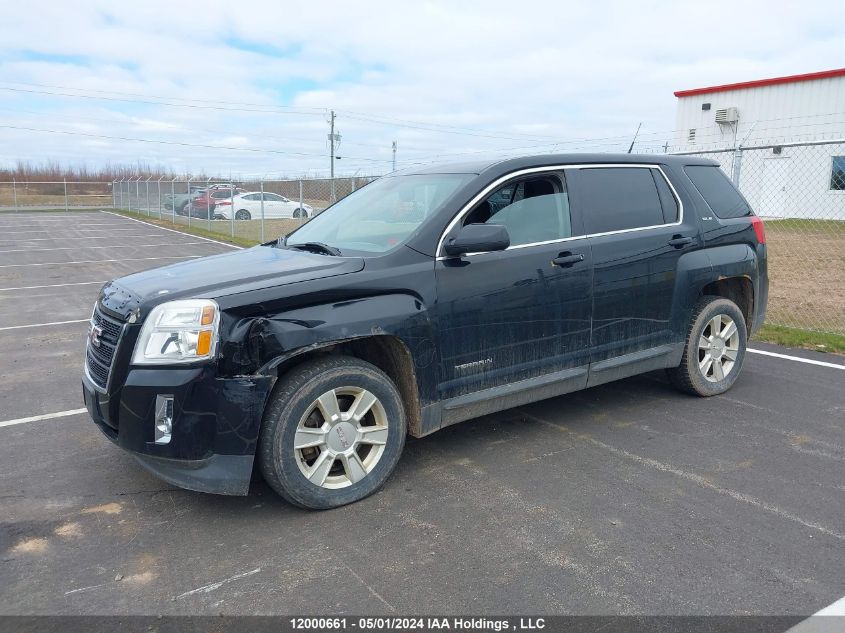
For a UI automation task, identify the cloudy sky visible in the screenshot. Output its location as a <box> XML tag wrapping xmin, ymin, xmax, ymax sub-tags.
<box><xmin>1</xmin><ymin>0</ymin><xmax>843</xmax><ymax>177</ymax></box>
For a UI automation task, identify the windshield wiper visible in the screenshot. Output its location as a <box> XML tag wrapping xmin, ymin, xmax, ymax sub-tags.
<box><xmin>285</xmin><ymin>241</ymin><xmax>342</xmax><ymax>256</ymax></box>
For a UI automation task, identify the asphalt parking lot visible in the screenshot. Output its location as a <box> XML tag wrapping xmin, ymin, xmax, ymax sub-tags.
<box><xmin>0</xmin><ymin>210</ymin><xmax>843</xmax><ymax>617</ymax></box>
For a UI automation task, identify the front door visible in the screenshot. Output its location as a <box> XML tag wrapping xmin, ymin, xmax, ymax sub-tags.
<box><xmin>435</xmin><ymin>171</ymin><xmax>593</xmax><ymax>402</ymax></box>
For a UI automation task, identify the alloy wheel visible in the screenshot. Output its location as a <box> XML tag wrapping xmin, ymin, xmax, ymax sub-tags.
<box><xmin>293</xmin><ymin>386</ymin><xmax>389</xmax><ymax>489</ymax></box>
<box><xmin>698</xmin><ymin>314</ymin><xmax>739</xmax><ymax>382</ymax></box>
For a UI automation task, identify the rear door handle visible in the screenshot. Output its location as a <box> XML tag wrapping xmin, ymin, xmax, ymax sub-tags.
<box><xmin>552</xmin><ymin>252</ymin><xmax>584</xmax><ymax>267</ymax></box>
<box><xmin>668</xmin><ymin>235</ymin><xmax>694</xmax><ymax>248</ymax></box>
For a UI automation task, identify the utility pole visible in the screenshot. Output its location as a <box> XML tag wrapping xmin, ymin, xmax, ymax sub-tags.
<box><xmin>392</xmin><ymin>140</ymin><xmax>397</xmax><ymax>172</ymax></box>
<box><xmin>328</xmin><ymin>110</ymin><xmax>337</xmax><ymax>202</ymax></box>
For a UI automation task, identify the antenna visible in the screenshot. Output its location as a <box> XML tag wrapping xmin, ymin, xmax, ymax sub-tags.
<box><xmin>627</xmin><ymin>122</ymin><xmax>642</xmax><ymax>154</ymax></box>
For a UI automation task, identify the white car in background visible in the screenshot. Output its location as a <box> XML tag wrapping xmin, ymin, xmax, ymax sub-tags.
<box><xmin>213</xmin><ymin>192</ymin><xmax>314</xmax><ymax>220</ymax></box>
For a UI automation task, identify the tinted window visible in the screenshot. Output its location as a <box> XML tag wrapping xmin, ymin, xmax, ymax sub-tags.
<box><xmin>579</xmin><ymin>168</ymin><xmax>664</xmax><ymax>233</ymax></box>
<box><xmin>212</xmin><ymin>191</ymin><xmax>231</xmax><ymax>198</ymax></box>
<box><xmin>652</xmin><ymin>170</ymin><xmax>679</xmax><ymax>223</ymax></box>
<box><xmin>685</xmin><ymin>165</ymin><xmax>750</xmax><ymax>218</ymax></box>
<box><xmin>265</xmin><ymin>193</ymin><xmax>284</xmax><ymax>201</ymax></box>
<box><xmin>465</xmin><ymin>175</ymin><xmax>572</xmax><ymax>247</ymax></box>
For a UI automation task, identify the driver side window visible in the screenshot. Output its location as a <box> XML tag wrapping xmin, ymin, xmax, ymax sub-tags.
<box><xmin>464</xmin><ymin>174</ymin><xmax>571</xmax><ymax>246</ymax></box>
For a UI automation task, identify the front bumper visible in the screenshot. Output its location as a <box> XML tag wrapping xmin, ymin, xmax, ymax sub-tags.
<box><xmin>82</xmin><ymin>366</ymin><xmax>272</xmax><ymax>495</ymax></box>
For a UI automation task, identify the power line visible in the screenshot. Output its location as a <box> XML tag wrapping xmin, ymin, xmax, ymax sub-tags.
<box><xmin>0</xmin><ymin>124</ymin><xmax>393</xmax><ymax>162</ymax></box>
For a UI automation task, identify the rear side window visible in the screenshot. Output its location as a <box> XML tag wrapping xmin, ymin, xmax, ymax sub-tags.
<box><xmin>579</xmin><ymin>167</ymin><xmax>665</xmax><ymax>234</ymax></box>
<box><xmin>685</xmin><ymin>165</ymin><xmax>751</xmax><ymax>218</ymax></box>
<box><xmin>652</xmin><ymin>170</ymin><xmax>679</xmax><ymax>223</ymax></box>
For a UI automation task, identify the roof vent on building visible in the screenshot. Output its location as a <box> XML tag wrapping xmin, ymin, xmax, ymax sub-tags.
<box><xmin>715</xmin><ymin>107</ymin><xmax>739</xmax><ymax>124</ymax></box>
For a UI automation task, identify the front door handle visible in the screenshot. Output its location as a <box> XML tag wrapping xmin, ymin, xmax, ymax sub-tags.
<box><xmin>552</xmin><ymin>252</ymin><xmax>584</xmax><ymax>267</ymax></box>
<box><xmin>668</xmin><ymin>235</ymin><xmax>694</xmax><ymax>248</ymax></box>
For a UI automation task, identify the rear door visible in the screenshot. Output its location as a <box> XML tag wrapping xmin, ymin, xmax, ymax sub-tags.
<box><xmin>568</xmin><ymin>165</ymin><xmax>697</xmax><ymax>370</ymax></box>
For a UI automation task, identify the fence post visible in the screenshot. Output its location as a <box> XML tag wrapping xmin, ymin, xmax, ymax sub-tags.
<box><xmin>731</xmin><ymin>148</ymin><xmax>743</xmax><ymax>186</ymax></box>
<box><xmin>145</xmin><ymin>177</ymin><xmax>150</xmax><ymax>217</ymax></box>
<box><xmin>135</xmin><ymin>177</ymin><xmax>140</xmax><ymax>212</ymax></box>
<box><xmin>260</xmin><ymin>180</ymin><xmax>265</xmax><ymax>243</ymax></box>
<box><xmin>64</xmin><ymin>178</ymin><xmax>69</xmax><ymax>212</ymax></box>
<box><xmin>171</xmin><ymin>178</ymin><xmax>176</xmax><ymax>223</ymax></box>
<box><xmin>187</xmin><ymin>177</ymin><xmax>192</xmax><ymax>229</ymax></box>
<box><xmin>157</xmin><ymin>177</ymin><xmax>162</xmax><ymax>219</ymax></box>
<box><xmin>12</xmin><ymin>178</ymin><xmax>17</xmax><ymax>213</ymax></box>
<box><xmin>230</xmin><ymin>185</ymin><xmax>235</xmax><ymax>238</ymax></box>
<box><xmin>299</xmin><ymin>180</ymin><xmax>304</xmax><ymax>224</ymax></box>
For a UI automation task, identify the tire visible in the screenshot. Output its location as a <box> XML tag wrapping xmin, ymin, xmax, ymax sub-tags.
<box><xmin>235</xmin><ymin>209</ymin><xmax>251</xmax><ymax>220</ymax></box>
<box><xmin>293</xmin><ymin>208</ymin><xmax>308</xmax><ymax>219</ymax></box>
<box><xmin>668</xmin><ymin>295</ymin><xmax>747</xmax><ymax>397</ymax></box>
<box><xmin>258</xmin><ymin>355</ymin><xmax>407</xmax><ymax>509</ymax></box>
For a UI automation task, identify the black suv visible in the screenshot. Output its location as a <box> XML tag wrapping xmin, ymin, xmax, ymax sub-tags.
<box><xmin>82</xmin><ymin>154</ymin><xmax>768</xmax><ymax>509</ymax></box>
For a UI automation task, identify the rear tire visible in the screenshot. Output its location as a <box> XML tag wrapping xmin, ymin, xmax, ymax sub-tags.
<box><xmin>258</xmin><ymin>355</ymin><xmax>406</xmax><ymax>509</ymax></box>
<box><xmin>668</xmin><ymin>295</ymin><xmax>747</xmax><ymax>397</ymax></box>
<box><xmin>293</xmin><ymin>208</ymin><xmax>308</xmax><ymax>219</ymax></box>
<box><xmin>235</xmin><ymin>209</ymin><xmax>251</xmax><ymax>220</ymax></box>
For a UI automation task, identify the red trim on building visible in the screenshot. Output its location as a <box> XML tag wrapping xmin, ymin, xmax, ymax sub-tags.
<box><xmin>674</xmin><ymin>68</ymin><xmax>845</xmax><ymax>98</ymax></box>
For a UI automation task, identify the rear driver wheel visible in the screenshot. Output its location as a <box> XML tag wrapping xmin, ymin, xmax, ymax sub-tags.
<box><xmin>668</xmin><ymin>295</ymin><xmax>747</xmax><ymax>397</ymax></box>
<box><xmin>258</xmin><ymin>355</ymin><xmax>406</xmax><ymax>509</ymax></box>
<box><xmin>235</xmin><ymin>209</ymin><xmax>251</xmax><ymax>220</ymax></box>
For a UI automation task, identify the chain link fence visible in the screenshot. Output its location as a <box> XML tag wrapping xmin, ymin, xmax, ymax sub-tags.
<box><xmin>109</xmin><ymin>175</ymin><xmax>375</xmax><ymax>244</ymax></box>
<box><xmin>2</xmin><ymin>140</ymin><xmax>842</xmax><ymax>336</ymax></box>
<box><xmin>675</xmin><ymin>139</ymin><xmax>845</xmax><ymax>335</ymax></box>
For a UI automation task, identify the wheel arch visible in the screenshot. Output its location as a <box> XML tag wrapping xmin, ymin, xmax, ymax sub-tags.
<box><xmin>261</xmin><ymin>335</ymin><xmax>424</xmax><ymax>437</ymax></box>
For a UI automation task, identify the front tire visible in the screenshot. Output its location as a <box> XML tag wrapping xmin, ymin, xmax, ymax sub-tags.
<box><xmin>668</xmin><ymin>295</ymin><xmax>747</xmax><ymax>397</ymax></box>
<box><xmin>258</xmin><ymin>355</ymin><xmax>407</xmax><ymax>509</ymax></box>
<box><xmin>293</xmin><ymin>208</ymin><xmax>308</xmax><ymax>219</ymax></box>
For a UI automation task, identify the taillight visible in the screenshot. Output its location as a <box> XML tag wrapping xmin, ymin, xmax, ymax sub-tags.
<box><xmin>216</xmin><ymin>200</ymin><xmax>231</xmax><ymax>205</ymax></box>
<box><xmin>750</xmin><ymin>215</ymin><xmax>766</xmax><ymax>244</ymax></box>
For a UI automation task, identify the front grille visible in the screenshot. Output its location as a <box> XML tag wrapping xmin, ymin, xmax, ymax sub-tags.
<box><xmin>86</xmin><ymin>306</ymin><xmax>125</xmax><ymax>389</ymax></box>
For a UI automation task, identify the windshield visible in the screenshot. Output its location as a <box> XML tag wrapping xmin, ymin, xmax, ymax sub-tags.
<box><xmin>285</xmin><ymin>173</ymin><xmax>472</xmax><ymax>254</ymax></box>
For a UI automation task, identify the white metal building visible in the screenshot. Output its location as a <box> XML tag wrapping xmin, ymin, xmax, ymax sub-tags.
<box><xmin>672</xmin><ymin>69</ymin><xmax>845</xmax><ymax>219</ymax></box>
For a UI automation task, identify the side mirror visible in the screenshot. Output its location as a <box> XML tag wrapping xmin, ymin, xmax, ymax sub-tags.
<box><xmin>443</xmin><ymin>223</ymin><xmax>510</xmax><ymax>256</ymax></box>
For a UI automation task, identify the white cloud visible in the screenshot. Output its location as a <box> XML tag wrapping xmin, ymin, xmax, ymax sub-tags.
<box><xmin>1</xmin><ymin>0</ymin><xmax>843</xmax><ymax>176</ymax></box>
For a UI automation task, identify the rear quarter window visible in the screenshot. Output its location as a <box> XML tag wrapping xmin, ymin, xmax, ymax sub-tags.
<box><xmin>684</xmin><ymin>165</ymin><xmax>751</xmax><ymax>219</ymax></box>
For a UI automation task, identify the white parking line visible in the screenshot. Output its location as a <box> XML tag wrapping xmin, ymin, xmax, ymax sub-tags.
<box><xmin>0</xmin><ymin>255</ymin><xmax>200</xmax><ymax>269</ymax></box>
<box><xmin>0</xmin><ymin>233</ymin><xmax>167</xmax><ymax>243</ymax></box>
<box><xmin>748</xmin><ymin>348</ymin><xmax>845</xmax><ymax>370</ymax></box>
<box><xmin>0</xmin><ymin>319</ymin><xmax>88</xmax><ymax>331</ymax></box>
<box><xmin>0</xmin><ymin>281</ymin><xmax>107</xmax><ymax>291</ymax></box>
<box><xmin>1</xmin><ymin>227</ymin><xmax>157</xmax><ymax>234</ymax></box>
<box><xmin>0</xmin><ymin>408</ymin><xmax>87</xmax><ymax>429</ymax></box>
<box><xmin>101</xmin><ymin>211</ymin><xmax>244</xmax><ymax>250</ymax></box>
<box><xmin>0</xmin><ymin>241</ymin><xmax>208</xmax><ymax>254</ymax></box>
<box><xmin>786</xmin><ymin>595</ymin><xmax>845</xmax><ymax>632</ymax></box>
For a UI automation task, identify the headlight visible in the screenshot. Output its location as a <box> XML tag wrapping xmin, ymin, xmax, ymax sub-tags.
<box><xmin>132</xmin><ymin>299</ymin><xmax>220</xmax><ymax>365</ymax></box>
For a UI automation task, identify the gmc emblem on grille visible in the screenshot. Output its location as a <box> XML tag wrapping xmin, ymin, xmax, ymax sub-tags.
<box><xmin>89</xmin><ymin>324</ymin><xmax>103</xmax><ymax>348</ymax></box>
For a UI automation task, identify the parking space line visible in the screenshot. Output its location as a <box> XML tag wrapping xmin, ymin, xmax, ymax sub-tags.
<box><xmin>524</xmin><ymin>411</ymin><xmax>845</xmax><ymax>541</ymax></box>
<box><xmin>0</xmin><ymin>255</ymin><xmax>201</xmax><ymax>268</ymax></box>
<box><xmin>0</xmin><ymin>319</ymin><xmax>88</xmax><ymax>332</ymax></box>
<box><xmin>0</xmin><ymin>227</ymin><xmax>159</xmax><ymax>235</ymax></box>
<box><xmin>0</xmin><ymin>241</ymin><xmax>208</xmax><ymax>254</ymax></box>
<box><xmin>0</xmin><ymin>408</ymin><xmax>87</xmax><ymax>429</ymax></box>
<box><xmin>747</xmin><ymin>348</ymin><xmax>845</xmax><ymax>370</ymax></box>
<box><xmin>0</xmin><ymin>281</ymin><xmax>107</xmax><ymax>291</ymax></box>
<box><xmin>101</xmin><ymin>211</ymin><xmax>244</xmax><ymax>250</ymax></box>
<box><xmin>0</xmin><ymin>234</ymin><xmax>169</xmax><ymax>243</ymax></box>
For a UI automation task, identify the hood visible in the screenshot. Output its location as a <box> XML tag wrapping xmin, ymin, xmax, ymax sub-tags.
<box><xmin>103</xmin><ymin>245</ymin><xmax>364</xmax><ymax>312</ymax></box>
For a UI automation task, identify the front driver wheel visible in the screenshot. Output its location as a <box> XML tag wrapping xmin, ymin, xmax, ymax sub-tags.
<box><xmin>668</xmin><ymin>295</ymin><xmax>747</xmax><ymax>397</ymax></box>
<box><xmin>293</xmin><ymin>208</ymin><xmax>308</xmax><ymax>219</ymax></box>
<box><xmin>235</xmin><ymin>209</ymin><xmax>251</xmax><ymax>220</ymax></box>
<box><xmin>258</xmin><ymin>355</ymin><xmax>406</xmax><ymax>509</ymax></box>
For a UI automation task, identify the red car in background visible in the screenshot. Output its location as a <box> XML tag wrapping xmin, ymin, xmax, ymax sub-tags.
<box><xmin>186</xmin><ymin>188</ymin><xmax>245</xmax><ymax>218</ymax></box>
